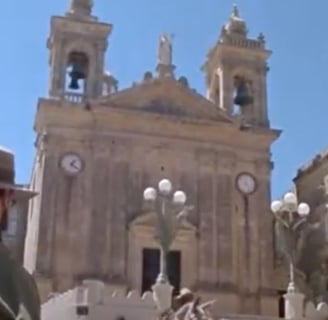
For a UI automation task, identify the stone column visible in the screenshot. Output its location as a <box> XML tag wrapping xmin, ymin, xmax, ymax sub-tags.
<box><xmin>220</xmin><ymin>64</ymin><xmax>234</xmax><ymax>115</ymax></box>
<box><xmin>86</xmin><ymin>148</ymin><xmax>111</xmax><ymax>276</ymax></box>
<box><xmin>109</xmin><ymin>160</ymin><xmax>129</xmax><ymax>279</ymax></box>
<box><xmin>197</xmin><ymin>151</ymin><xmax>215</xmax><ymax>284</ymax></box>
<box><xmin>216</xmin><ymin>154</ymin><xmax>235</xmax><ymax>286</ymax></box>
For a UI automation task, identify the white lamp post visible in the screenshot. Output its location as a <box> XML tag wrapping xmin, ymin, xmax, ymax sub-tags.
<box><xmin>271</xmin><ymin>192</ymin><xmax>310</xmax><ymax>319</ymax></box>
<box><xmin>143</xmin><ymin>179</ymin><xmax>191</xmax><ymax>315</ymax></box>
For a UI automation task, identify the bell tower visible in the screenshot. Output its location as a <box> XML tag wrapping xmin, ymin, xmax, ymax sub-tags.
<box><xmin>47</xmin><ymin>0</ymin><xmax>112</xmax><ymax>101</ymax></box>
<box><xmin>202</xmin><ymin>5</ymin><xmax>270</xmax><ymax>127</ymax></box>
<box><xmin>24</xmin><ymin>0</ymin><xmax>115</xmax><ymax>298</ymax></box>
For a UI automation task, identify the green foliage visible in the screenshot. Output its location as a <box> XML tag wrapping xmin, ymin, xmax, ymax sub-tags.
<box><xmin>295</xmin><ymin>223</ymin><xmax>327</xmax><ymax>303</ymax></box>
<box><xmin>275</xmin><ymin>215</ymin><xmax>328</xmax><ymax>303</ymax></box>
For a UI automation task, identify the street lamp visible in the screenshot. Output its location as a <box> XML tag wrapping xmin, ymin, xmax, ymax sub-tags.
<box><xmin>270</xmin><ymin>192</ymin><xmax>310</xmax><ymax>293</ymax></box>
<box><xmin>143</xmin><ymin>178</ymin><xmax>191</xmax><ymax>314</ymax></box>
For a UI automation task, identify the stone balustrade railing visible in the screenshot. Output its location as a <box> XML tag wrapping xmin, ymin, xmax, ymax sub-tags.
<box><xmin>41</xmin><ymin>278</ymin><xmax>328</xmax><ymax>320</ymax></box>
<box><xmin>63</xmin><ymin>92</ymin><xmax>85</xmax><ymax>104</ymax></box>
<box><xmin>41</xmin><ymin>279</ymin><xmax>156</xmax><ymax>320</ymax></box>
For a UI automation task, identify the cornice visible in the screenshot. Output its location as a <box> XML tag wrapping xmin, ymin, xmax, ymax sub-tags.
<box><xmin>35</xmin><ymin>98</ymin><xmax>278</xmax><ymax>152</ymax></box>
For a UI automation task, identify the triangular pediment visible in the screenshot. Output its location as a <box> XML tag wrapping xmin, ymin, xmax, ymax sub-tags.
<box><xmin>130</xmin><ymin>211</ymin><xmax>196</xmax><ymax>231</ymax></box>
<box><xmin>99</xmin><ymin>78</ymin><xmax>233</xmax><ymax>123</ymax></box>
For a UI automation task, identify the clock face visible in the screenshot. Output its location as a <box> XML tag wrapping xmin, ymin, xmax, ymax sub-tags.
<box><xmin>60</xmin><ymin>153</ymin><xmax>83</xmax><ymax>175</ymax></box>
<box><xmin>236</xmin><ymin>173</ymin><xmax>256</xmax><ymax>195</ymax></box>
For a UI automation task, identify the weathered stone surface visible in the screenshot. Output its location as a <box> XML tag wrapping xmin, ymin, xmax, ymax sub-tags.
<box><xmin>23</xmin><ymin>3</ymin><xmax>281</xmax><ymax>317</ymax></box>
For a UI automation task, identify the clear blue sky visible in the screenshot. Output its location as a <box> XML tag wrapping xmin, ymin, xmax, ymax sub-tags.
<box><xmin>0</xmin><ymin>0</ymin><xmax>327</xmax><ymax>199</ymax></box>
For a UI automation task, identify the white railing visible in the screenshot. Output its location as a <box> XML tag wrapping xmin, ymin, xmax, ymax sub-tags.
<box><xmin>63</xmin><ymin>92</ymin><xmax>85</xmax><ymax>104</ymax></box>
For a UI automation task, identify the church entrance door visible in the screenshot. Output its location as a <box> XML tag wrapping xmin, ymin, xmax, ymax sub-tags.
<box><xmin>141</xmin><ymin>248</ymin><xmax>181</xmax><ymax>295</ymax></box>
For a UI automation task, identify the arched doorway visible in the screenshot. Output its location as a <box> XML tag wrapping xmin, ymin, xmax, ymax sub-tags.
<box><xmin>128</xmin><ymin>211</ymin><xmax>197</xmax><ymax>293</ymax></box>
<box><xmin>141</xmin><ymin>248</ymin><xmax>181</xmax><ymax>295</ymax></box>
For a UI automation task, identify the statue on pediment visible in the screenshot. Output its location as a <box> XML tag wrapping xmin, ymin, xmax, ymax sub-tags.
<box><xmin>158</xmin><ymin>34</ymin><xmax>173</xmax><ymax>66</ymax></box>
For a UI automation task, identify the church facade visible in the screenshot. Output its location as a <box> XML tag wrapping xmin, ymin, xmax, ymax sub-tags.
<box><xmin>24</xmin><ymin>0</ymin><xmax>282</xmax><ymax>315</ymax></box>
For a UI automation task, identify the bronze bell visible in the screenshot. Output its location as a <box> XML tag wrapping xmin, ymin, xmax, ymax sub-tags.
<box><xmin>69</xmin><ymin>64</ymin><xmax>86</xmax><ymax>90</ymax></box>
<box><xmin>234</xmin><ymin>78</ymin><xmax>253</xmax><ymax>107</ymax></box>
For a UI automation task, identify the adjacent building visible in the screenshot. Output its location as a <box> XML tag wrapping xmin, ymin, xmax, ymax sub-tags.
<box><xmin>294</xmin><ymin>149</ymin><xmax>328</xmax><ymax>220</ymax></box>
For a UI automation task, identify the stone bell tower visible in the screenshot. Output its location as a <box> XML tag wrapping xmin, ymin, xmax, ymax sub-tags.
<box><xmin>23</xmin><ymin>0</ymin><xmax>115</xmax><ymax>298</ymax></box>
<box><xmin>47</xmin><ymin>0</ymin><xmax>112</xmax><ymax>101</ymax></box>
<box><xmin>202</xmin><ymin>5</ymin><xmax>270</xmax><ymax>127</ymax></box>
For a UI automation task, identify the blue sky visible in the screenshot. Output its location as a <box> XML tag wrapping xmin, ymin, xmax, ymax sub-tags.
<box><xmin>0</xmin><ymin>0</ymin><xmax>327</xmax><ymax>198</ymax></box>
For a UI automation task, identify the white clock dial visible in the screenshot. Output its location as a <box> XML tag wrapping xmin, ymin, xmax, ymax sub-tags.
<box><xmin>236</xmin><ymin>173</ymin><xmax>256</xmax><ymax>195</ymax></box>
<box><xmin>60</xmin><ymin>153</ymin><xmax>83</xmax><ymax>175</ymax></box>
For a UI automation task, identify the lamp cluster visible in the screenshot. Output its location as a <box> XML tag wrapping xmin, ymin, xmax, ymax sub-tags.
<box><xmin>143</xmin><ymin>179</ymin><xmax>187</xmax><ymax>205</ymax></box>
<box><xmin>271</xmin><ymin>192</ymin><xmax>310</xmax><ymax>217</ymax></box>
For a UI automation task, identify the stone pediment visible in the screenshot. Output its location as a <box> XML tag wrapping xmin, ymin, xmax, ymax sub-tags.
<box><xmin>99</xmin><ymin>78</ymin><xmax>233</xmax><ymax>123</ymax></box>
<box><xmin>130</xmin><ymin>211</ymin><xmax>196</xmax><ymax>231</ymax></box>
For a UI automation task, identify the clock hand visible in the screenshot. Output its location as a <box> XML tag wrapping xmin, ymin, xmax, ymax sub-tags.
<box><xmin>70</xmin><ymin>160</ymin><xmax>80</xmax><ymax>169</ymax></box>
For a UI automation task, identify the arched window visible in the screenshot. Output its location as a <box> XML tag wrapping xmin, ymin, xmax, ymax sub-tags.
<box><xmin>232</xmin><ymin>74</ymin><xmax>254</xmax><ymax>116</ymax></box>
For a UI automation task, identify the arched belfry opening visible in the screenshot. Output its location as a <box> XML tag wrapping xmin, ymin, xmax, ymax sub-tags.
<box><xmin>232</xmin><ymin>74</ymin><xmax>254</xmax><ymax>116</ymax></box>
<box><xmin>65</xmin><ymin>51</ymin><xmax>89</xmax><ymax>94</ymax></box>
